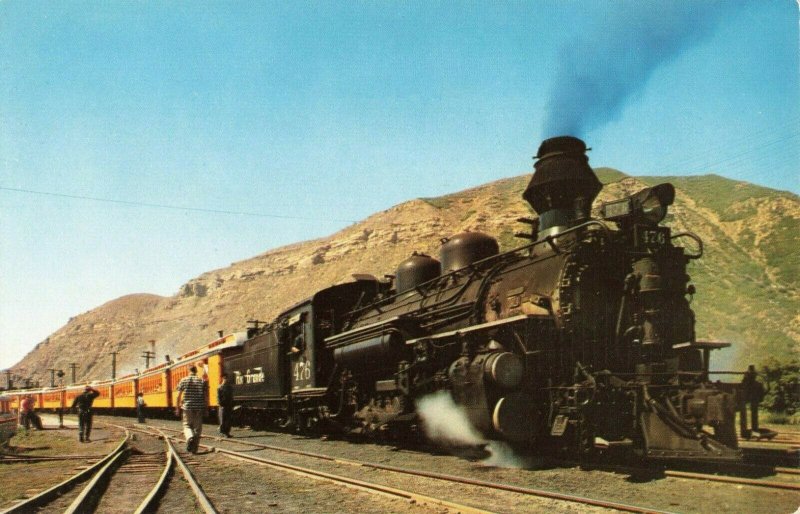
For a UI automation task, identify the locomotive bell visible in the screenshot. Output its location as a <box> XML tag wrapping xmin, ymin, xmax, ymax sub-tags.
<box><xmin>523</xmin><ymin>136</ymin><xmax>601</xmax><ymax>238</ymax></box>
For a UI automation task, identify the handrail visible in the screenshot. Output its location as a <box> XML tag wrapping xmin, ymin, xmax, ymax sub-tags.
<box><xmin>671</xmin><ymin>231</ymin><xmax>703</xmax><ymax>259</ymax></box>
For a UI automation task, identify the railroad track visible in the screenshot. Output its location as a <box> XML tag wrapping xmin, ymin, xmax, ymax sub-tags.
<box><xmin>96</xmin><ymin>423</ymin><xmax>219</xmax><ymax>514</ymax></box>
<box><xmin>162</xmin><ymin>422</ymin><xmax>800</xmax><ymax>506</ymax></box>
<box><xmin>119</xmin><ymin>421</ymin><xmax>679</xmax><ymax>514</ymax></box>
<box><xmin>0</xmin><ymin>427</ymin><xmax>130</xmax><ymax>514</ymax></box>
<box><xmin>155</xmin><ymin>424</ymin><xmax>800</xmax><ymax>492</ymax></box>
<box><xmin>1</xmin><ymin>424</ymin><xmax>219</xmax><ymax>514</ymax></box>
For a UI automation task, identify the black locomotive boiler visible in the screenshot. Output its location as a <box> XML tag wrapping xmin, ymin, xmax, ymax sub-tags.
<box><xmin>225</xmin><ymin>136</ymin><xmax>740</xmax><ymax>461</ymax></box>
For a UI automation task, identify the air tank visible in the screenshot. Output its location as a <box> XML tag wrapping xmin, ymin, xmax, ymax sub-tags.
<box><xmin>440</xmin><ymin>231</ymin><xmax>499</xmax><ymax>273</ymax></box>
<box><xmin>395</xmin><ymin>252</ymin><xmax>441</xmax><ymax>294</ymax></box>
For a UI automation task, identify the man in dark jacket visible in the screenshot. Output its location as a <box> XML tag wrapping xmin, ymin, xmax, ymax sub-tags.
<box><xmin>739</xmin><ymin>365</ymin><xmax>765</xmax><ymax>439</ymax></box>
<box><xmin>217</xmin><ymin>374</ymin><xmax>234</xmax><ymax>437</ymax></box>
<box><xmin>72</xmin><ymin>386</ymin><xmax>100</xmax><ymax>442</ymax></box>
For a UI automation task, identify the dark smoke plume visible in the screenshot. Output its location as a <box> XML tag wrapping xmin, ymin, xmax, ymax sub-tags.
<box><xmin>542</xmin><ymin>1</ymin><xmax>743</xmax><ymax>138</ymax></box>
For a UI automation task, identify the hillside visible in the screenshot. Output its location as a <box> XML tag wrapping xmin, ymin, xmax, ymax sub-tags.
<box><xmin>9</xmin><ymin>170</ymin><xmax>799</xmax><ymax>385</ymax></box>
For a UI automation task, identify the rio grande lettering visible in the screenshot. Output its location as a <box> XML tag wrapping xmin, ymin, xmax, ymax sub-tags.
<box><xmin>234</xmin><ymin>367</ymin><xmax>265</xmax><ymax>385</ymax></box>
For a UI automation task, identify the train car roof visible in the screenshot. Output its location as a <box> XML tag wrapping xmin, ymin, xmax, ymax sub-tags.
<box><xmin>173</xmin><ymin>331</ymin><xmax>248</xmax><ymax>364</ymax></box>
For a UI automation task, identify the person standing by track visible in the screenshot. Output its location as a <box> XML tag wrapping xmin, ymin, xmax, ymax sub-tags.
<box><xmin>175</xmin><ymin>365</ymin><xmax>207</xmax><ymax>453</ymax></box>
<box><xmin>20</xmin><ymin>395</ymin><xmax>35</xmax><ymax>433</ymax></box>
<box><xmin>71</xmin><ymin>386</ymin><xmax>100</xmax><ymax>442</ymax></box>
<box><xmin>739</xmin><ymin>364</ymin><xmax>766</xmax><ymax>439</ymax></box>
<box><xmin>216</xmin><ymin>374</ymin><xmax>233</xmax><ymax>437</ymax></box>
<box><xmin>136</xmin><ymin>392</ymin><xmax>147</xmax><ymax>423</ymax></box>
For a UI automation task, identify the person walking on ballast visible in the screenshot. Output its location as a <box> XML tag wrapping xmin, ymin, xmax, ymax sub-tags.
<box><xmin>136</xmin><ymin>392</ymin><xmax>147</xmax><ymax>423</ymax></box>
<box><xmin>175</xmin><ymin>365</ymin><xmax>207</xmax><ymax>453</ymax></box>
<box><xmin>217</xmin><ymin>374</ymin><xmax>234</xmax><ymax>437</ymax></box>
<box><xmin>72</xmin><ymin>386</ymin><xmax>100</xmax><ymax>442</ymax></box>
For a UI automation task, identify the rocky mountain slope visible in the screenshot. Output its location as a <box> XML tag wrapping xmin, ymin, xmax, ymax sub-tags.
<box><xmin>10</xmin><ymin>170</ymin><xmax>799</xmax><ymax>385</ymax></box>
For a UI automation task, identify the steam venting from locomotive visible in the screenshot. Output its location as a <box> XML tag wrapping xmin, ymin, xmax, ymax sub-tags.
<box><xmin>541</xmin><ymin>2</ymin><xmax>743</xmax><ymax>137</ymax></box>
<box><xmin>417</xmin><ymin>391</ymin><xmax>532</xmax><ymax>469</ymax></box>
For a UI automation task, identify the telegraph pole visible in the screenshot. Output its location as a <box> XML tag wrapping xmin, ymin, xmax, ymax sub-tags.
<box><xmin>69</xmin><ymin>363</ymin><xmax>78</xmax><ymax>384</ymax></box>
<box><xmin>111</xmin><ymin>351</ymin><xmax>118</xmax><ymax>380</ymax></box>
<box><xmin>141</xmin><ymin>350</ymin><xmax>155</xmax><ymax>369</ymax></box>
<box><xmin>142</xmin><ymin>340</ymin><xmax>156</xmax><ymax>369</ymax></box>
<box><xmin>4</xmin><ymin>370</ymin><xmax>11</xmax><ymax>390</ymax></box>
<box><xmin>47</xmin><ymin>368</ymin><xmax>56</xmax><ymax>387</ymax></box>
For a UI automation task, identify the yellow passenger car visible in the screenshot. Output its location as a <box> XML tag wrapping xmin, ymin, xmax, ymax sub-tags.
<box><xmin>138</xmin><ymin>364</ymin><xmax>170</xmax><ymax>408</ymax></box>
<box><xmin>40</xmin><ymin>388</ymin><xmax>64</xmax><ymax>411</ymax></box>
<box><xmin>169</xmin><ymin>332</ymin><xmax>246</xmax><ymax>409</ymax></box>
<box><xmin>65</xmin><ymin>385</ymin><xmax>84</xmax><ymax>410</ymax></box>
<box><xmin>112</xmin><ymin>374</ymin><xmax>137</xmax><ymax>409</ymax></box>
<box><xmin>91</xmin><ymin>381</ymin><xmax>114</xmax><ymax>410</ymax></box>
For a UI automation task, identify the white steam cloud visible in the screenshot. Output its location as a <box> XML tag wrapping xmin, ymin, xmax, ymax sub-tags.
<box><xmin>416</xmin><ymin>391</ymin><xmax>534</xmax><ymax>469</ymax></box>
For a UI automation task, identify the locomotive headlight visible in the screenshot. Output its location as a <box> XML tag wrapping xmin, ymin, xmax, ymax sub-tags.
<box><xmin>634</xmin><ymin>183</ymin><xmax>675</xmax><ymax>225</ymax></box>
<box><xmin>601</xmin><ymin>183</ymin><xmax>675</xmax><ymax>225</ymax></box>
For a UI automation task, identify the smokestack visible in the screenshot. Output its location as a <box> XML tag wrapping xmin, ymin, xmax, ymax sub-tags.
<box><xmin>523</xmin><ymin>136</ymin><xmax>601</xmax><ymax>238</ymax></box>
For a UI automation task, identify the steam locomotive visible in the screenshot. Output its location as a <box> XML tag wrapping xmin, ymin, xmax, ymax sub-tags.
<box><xmin>225</xmin><ymin>136</ymin><xmax>741</xmax><ymax>462</ymax></box>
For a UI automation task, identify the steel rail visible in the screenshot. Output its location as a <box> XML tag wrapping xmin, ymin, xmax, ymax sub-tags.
<box><xmin>0</xmin><ymin>428</ymin><xmax>129</xmax><ymax>514</ymax></box>
<box><xmin>64</xmin><ymin>433</ymin><xmax>132</xmax><ymax>514</ymax></box>
<box><xmin>161</xmin><ymin>429</ymin><xmax>219</xmax><ymax>514</ymax></box>
<box><xmin>216</xmin><ymin>446</ymin><xmax>495</xmax><ymax>514</ymax></box>
<box><xmin>0</xmin><ymin>452</ymin><xmax>104</xmax><ymax>461</ymax></box>
<box><xmin>143</xmin><ymin>426</ymin><xmax>490</xmax><ymax>514</ymax></box>
<box><xmin>125</xmin><ymin>421</ymin><xmax>800</xmax><ymax>510</ymax></box>
<box><xmin>149</xmin><ymin>424</ymin><xmax>669</xmax><ymax>514</ymax></box>
<box><xmin>663</xmin><ymin>470</ymin><xmax>800</xmax><ymax>491</ymax></box>
<box><xmin>133</xmin><ymin>437</ymin><xmax>174</xmax><ymax>514</ymax></box>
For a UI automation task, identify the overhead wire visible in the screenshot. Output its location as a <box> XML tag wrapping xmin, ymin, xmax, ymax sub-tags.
<box><xmin>679</xmin><ymin>132</ymin><xmax>799</xmax><ymax>175</ymax></box>
<box><xmin>0</xmin><ymin>186</ymin><xmax>359</xmax><ymax>224</ymax></box>
<box><xmin>654</xmin><ymin>115</ymin><xmax>800</xmax><ymax>174</ymax></box>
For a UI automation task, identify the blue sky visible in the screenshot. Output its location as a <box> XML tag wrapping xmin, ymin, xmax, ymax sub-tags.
<box><xmin>1</xmin><ymin>1</ymin><xmax>798</xmax><ymax>372</ymax></box>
